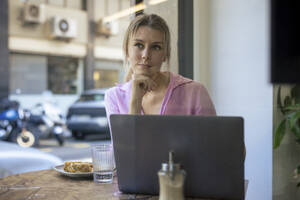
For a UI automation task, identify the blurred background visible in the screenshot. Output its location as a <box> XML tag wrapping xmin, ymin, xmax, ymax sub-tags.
<box><xmin>0</xmin><ymin>0</ymin><xmax>300</xmax><ymax>200</ymax></box>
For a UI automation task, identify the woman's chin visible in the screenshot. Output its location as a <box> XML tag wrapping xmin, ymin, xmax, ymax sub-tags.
<box><xmin>133</xmin><ymin>67</ymin><xmax>161</xmax><ymax>78</ymax></box>
<box><xmin>136</xmin><ymin>69</ymin><xmax>153</xmax><ymax>76</ymax></box>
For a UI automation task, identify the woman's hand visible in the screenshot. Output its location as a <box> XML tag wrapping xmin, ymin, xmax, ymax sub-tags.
<box><xmin>129</xmin><ymin>74</ymin><xmax>157</xmax><ymax>114</ymax></box>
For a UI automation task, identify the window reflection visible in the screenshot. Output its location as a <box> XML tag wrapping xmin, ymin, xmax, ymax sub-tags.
<box><xmin>10</xmin><ymin>54</ymin><xmax>47</xmax><ymax>94</ymax></box>
<box><xmin>9</xmin><ymin>54</ymin><xmax>82</xmax><ymax>95</ymax></box>
<box><xmin>48</xmin><ymin>56</ymin><xmax>79</xmax><ymax>94</ymax></box>
<box><xmin>78</xmin><ymin>93</ymin><xmax>104</xmax><ymax>102</ymax></box>
<box><xmin>93</xmin><ymin>69</ymin><xmax>119</xmax><ymax>89</ymax></box>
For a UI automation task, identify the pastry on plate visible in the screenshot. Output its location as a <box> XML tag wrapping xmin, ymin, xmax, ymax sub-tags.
<box><xmin>64</xmin><ymin>161</ymin><xmax>93</xmax><ymax>173</ymax></box>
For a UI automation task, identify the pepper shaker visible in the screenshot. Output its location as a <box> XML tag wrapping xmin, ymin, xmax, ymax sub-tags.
<box><xmin>158</xmin><ymin>151</ymin><xmax>186</xmax><ymax>200</ymax></box>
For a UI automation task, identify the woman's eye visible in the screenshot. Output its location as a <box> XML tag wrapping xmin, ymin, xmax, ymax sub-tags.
<box><xmin>152</xmin><ymin>45</ymin><xmax>162</xmax><ymax>50</ymax></box>
<box><xmin>134</xmin><ymin>43</ymin><xmax>144</xmax><ymax>48</ymax></box>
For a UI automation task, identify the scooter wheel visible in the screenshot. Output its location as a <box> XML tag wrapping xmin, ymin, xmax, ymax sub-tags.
<box><xmin>10</xmin><ymin>127</ymin><xmax>39</xmax><ymax>147</ymax></box>
<box><xmin>55</xmin><ymin>134</ymin><xmax>64</xmax><ymax>146</ymax></box>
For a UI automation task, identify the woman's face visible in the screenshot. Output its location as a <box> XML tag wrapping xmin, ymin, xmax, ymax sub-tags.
<box><xmin>128</xmin><ymin>26</ymin><xmax>166</xmax><ymax>79</ymax></box>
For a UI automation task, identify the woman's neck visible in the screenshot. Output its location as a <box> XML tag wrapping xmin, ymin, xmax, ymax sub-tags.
<box><xmin>149</xmin><ymin>71</ymin><xmax>170</xmax><ymax>93</ymax></box>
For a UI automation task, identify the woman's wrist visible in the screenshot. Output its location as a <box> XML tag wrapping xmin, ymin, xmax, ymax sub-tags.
<box><xmin>129</xmin><ymin>97</ymin><xmax>143</xmax><ymax>114</ymax></box>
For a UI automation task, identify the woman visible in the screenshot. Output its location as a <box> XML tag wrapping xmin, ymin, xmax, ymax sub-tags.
<box><xmin>105</xmin><ymin>14</ymin><xmax>216</xmax><ymax>120</ymax></box>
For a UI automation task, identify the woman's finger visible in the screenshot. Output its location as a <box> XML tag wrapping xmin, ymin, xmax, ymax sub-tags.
<box><xmin>132</xmin><ymin>74</ymin><xmax>157</xmax><ymax>92</ymax></box>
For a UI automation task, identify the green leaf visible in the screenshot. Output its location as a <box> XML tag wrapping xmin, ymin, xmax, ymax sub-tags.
<box><xmin>284</xmin><ymin>104</ymin><xmax>300</xmax><ymax>112</ymax></box>
<box><xmin>288</xmin><ymin>111</ymin><xmax>300</xmax><ymax>139</ymax></box>
<box><xmin>274</xmin><ymin>119</ymin><xmax>287</xmax><ymax>149</ymax></box>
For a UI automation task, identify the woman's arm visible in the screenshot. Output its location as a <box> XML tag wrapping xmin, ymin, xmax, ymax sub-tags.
<box><xmin>193</xmin><ymin>84</ymin><xmax>216</xmax><ymax>116</ymax></box>
<box><xmin>104</xmin><ymin>89</ymin><xmax>120</xmax><ymax>126</ymax></box>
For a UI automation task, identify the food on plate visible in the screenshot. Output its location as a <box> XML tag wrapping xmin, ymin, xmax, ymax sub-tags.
<box><xmin>64</xmin><ymin>161</ymin><xmax>93</xmax><ymax>173</ymax></box>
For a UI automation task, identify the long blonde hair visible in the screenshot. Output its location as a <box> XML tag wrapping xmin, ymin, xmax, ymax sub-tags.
<box><xmin>123</xmin><ymin>14</ymin><xmax>171</xmax><ymax>82</ymax></box>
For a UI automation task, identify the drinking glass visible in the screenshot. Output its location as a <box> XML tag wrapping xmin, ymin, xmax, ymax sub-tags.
<box><xmin>91</xmin><ymin>144</ymin><xmax>115</xmax><ymax>183</ymax></box>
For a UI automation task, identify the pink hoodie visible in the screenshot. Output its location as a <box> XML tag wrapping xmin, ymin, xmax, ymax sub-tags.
<box><xmin>105</xmin><ymin>72</ymin><xmax>216</xmax><ymax>122</ymax></box>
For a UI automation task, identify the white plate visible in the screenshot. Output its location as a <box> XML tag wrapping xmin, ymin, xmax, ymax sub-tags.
<box><xmin>53</xmin><ymin>164</ymin><xmax>93</xmax><ymax>178</ymax></box>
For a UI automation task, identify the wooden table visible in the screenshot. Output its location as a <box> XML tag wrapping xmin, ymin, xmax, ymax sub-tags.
<box><xmin>0</xmin><ymin>169</ymin><xmax>208</xmax><ymax>200</ymax></box>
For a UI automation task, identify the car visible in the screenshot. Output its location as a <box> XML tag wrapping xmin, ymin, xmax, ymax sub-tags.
<box><xmin>0</xmin><ymin>141</ymin><xmax>63</xmax><ymax>178</ymax></box>
<box><xmin>66</xmin><ymin>89</ymin><xmax>110</xmax><ymax>140</ymax></box>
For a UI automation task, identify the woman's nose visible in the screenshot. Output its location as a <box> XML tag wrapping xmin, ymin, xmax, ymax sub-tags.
<box><xmin>142</xmin><ymin>48</ymin><xmax>150</xmax><ymax>60</ymax></box>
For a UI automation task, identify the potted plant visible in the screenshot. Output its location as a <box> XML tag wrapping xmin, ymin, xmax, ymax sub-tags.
<box><xmin>274</xmin><ymin>84</ymin><xmax>300</xmax><ymax>187</ymax></box>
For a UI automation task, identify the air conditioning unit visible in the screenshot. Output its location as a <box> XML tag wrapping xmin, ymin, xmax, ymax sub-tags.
<box><xmin>96</xmin><ymin>19</ymin><xmax>119</xmax><ymax>37</ymax></box>
<box><xmin>23</xmin><ymin>3</ymin><xmax>45</xmax><ymax>24</ymax></box>
<box><xmin>49</xmin><ymin>17</ymin><xmax>77</xmax><ymax>40</ymax></box>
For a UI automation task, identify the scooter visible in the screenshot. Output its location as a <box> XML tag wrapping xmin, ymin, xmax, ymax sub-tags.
<box><xmin>29</xmin><ymin>102</ymin><xmax>65</xmax><ymax>146</ymax></box>
<box><xmin>0</xmin><ymin>99</ymin><xmax>39</xmax><ymax>147</ymax></box>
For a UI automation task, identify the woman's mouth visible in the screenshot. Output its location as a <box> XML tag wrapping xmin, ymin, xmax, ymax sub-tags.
<box><xmin>138</xmin><ymin>64</ymin><xmax>151</xmax><ymax>68</ymax></box>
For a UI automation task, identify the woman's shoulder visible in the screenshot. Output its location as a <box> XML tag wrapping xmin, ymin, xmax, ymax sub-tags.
<box><xmin>170</xmin><ymin>72</ymin><xmax>207</xmax><ymax>92</ymax></box>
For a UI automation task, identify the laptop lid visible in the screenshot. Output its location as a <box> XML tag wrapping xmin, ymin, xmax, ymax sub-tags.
<box><xmin>110</xmin><ymin>114</ymin><xmax>244</xmax><ymax>200</ymax></box>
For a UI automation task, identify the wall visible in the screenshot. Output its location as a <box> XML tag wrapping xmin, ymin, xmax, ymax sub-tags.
<box><xmin>9</xmin><ymin>0</ymin><xmax>130</xmax><ymax>60</ymax></box>
<box><xmin>9</xmin><ymin>0</ymin><xmax>87</xmax><ymax>43</ymax></box>
<box><xmin>9</xmin><ymin>0</ymin><xmax>87</xmax><ymax>57</ymax></box>
<box><xmin>94</xmin><ymin>0</ymin><xmax>130</xmax><ymax>48</ymax></box>
<box><xmin>196</xmin><ymin>0</ymin><xmax>273</xmax><ymax>199</ymax></box>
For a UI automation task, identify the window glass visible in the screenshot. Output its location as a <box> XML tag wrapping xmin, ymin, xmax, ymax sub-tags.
<box><xmin>94</xmin><ymin>59</ymin><xmax>123</xmax><ymax>87</ymax></box>
<box><xmin>10</xmin><ymin>54</ymin><xmax>83</xmax><ymax>95</ymax></box>
<box><xmin>47</xmin><ymin>56</ymin><xmax>79</xmax><ymax>94</ymax></box>
<box><xmin>94</xmin><ymin>69</ymin><xmax>119</xmax><ymax>89</ymax></box>
<box><xmin>79</xmin><ymin>94</ymin><xmax>105</xmax><ymax>102</ymax></box>
<box><xmin>10</xmin><ymin>53</ymin><xmax>47</xmax><ymax>94</ymax></box>
<box><xmin>10</xmin><ymin>53</ymin><xmax>83</xmax><ymax>94</ymax></box>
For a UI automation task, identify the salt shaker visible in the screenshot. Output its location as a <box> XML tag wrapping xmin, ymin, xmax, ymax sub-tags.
<box><xmin>158</xmin><ymin>151</ymin><xmax>186</xmax><ymax>200</ymax></box>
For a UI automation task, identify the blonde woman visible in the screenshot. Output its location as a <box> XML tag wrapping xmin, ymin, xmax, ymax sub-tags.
<box><xmin>105</xmin><ymin>14</ymin><xmax>216</xmax><ymax>120</ymax></box>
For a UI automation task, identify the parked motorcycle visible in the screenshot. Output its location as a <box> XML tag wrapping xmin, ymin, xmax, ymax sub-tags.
<box><xmin>0</xmin><ymin>99</ymin><xmax>39</xmax><ymax>147</ymax></box>
<box><xmin>29</xmin><ymin>102</ymin><xmax>66</xmax><ymax>146</ymax></box>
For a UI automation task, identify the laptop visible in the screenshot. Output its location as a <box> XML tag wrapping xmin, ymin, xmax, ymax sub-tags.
<box><xmin>110</xmin><ymin>114</ymin><xmax>245</xmax><ymax>200</ymax></box>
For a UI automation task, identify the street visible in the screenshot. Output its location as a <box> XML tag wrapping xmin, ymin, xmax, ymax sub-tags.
<box><xmin>37</xmin><ymin>135</ymin><xmax>111</xmax><ymax>162</ymax></box>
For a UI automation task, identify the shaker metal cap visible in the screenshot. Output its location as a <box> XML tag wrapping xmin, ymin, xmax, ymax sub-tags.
<box><xmin>161</xmin><ymin>163</ymin><xmax>180</xmax><ymax>171</ymax></box>
<box><xmin>160</xmin><ymin>151</ymin><xmax>181</xmax><ymax>171</ymax></box>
